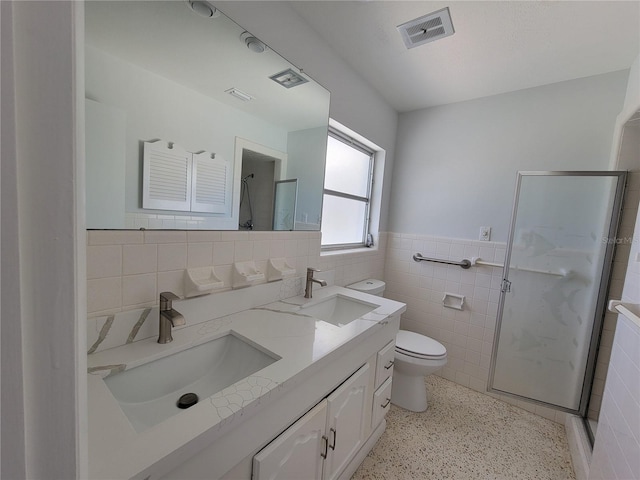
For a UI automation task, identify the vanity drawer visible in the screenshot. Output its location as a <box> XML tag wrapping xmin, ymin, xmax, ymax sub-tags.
<box><xmin>374</xmin><ymin>340</ymin><xmax>395</xmax><ymax>388</ymax></box>
<box><xmin>372</xmin><ymin>377</ymin><xmax>392</xmax><ymax>428</ymax></box>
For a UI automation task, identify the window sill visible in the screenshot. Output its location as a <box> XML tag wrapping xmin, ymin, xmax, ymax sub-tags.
<box><xmin>320</xmin><ymin>245</ymin><xmax>379</xmax><ymax>256</ymax></box>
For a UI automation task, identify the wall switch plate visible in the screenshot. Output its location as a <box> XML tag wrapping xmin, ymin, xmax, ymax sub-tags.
<box><xmin>479</xmin><ymin>226</ymin><xmax>491</xmax><ymax>241</ymax></box>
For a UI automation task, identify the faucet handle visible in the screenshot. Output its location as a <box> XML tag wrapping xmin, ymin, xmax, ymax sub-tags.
<box><xmin>159</xmin><ymin>291</ymin><xmax>180</xmax><ymax>310</ymax></box>
<box><xmin>307</xmin><ymin>267</ymin><xmax>321</xmax><ymax>273</ymax></box>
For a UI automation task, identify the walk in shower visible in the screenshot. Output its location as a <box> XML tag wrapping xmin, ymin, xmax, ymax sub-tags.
<box><xmin>489</xmin><ymin>172</ymin><xmax>626</xmax><ymax>420</ymax></box>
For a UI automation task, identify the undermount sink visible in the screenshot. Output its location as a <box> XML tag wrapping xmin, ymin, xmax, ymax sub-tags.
<box><xmin>103</xmin><ymin>333</ymin><xmax>279</xmax><ymax>432</ymax></box>
<box><xmin>301</xmin><ymin>294</ymin><xmax>377</xmax><ymax>327</ymax></box>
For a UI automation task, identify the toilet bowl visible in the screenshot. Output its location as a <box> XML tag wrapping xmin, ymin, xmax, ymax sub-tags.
<box><xmin>391</xmin><ymin>330</ymin><xmax>447</xmax><ymax>412</ymax></box>
<box><xmin>346</xmin><ymin>279</ymin><xmax>448</xmax><ymax>413</ymax></box>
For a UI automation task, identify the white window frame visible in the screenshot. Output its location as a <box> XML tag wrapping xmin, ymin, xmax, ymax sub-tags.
<box><xmin>321</xmin><ymin>126</ymin><xmax>375</xmax><ymax>250</ymax></box>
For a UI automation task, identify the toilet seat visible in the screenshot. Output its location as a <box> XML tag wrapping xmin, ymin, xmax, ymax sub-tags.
<box><xmin>395</xmin><ymin>330</ymin><xmax>447</xmax><ymax>360</ymax></box>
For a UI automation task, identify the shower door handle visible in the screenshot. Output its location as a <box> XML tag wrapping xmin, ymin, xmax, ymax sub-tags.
<box><xmin>501</xmin><ymin>279</ymin><xmax>511</xmax><ymax>293</ymax></box>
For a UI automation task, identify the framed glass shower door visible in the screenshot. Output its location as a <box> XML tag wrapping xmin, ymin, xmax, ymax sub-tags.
<box><xmin>272</xmin><ymin>179</ymin><xmax>298</xmax><ymax>231</ymax></box>
<box><xmin>488</xmin><ymin>171</ymin><xmax>626</xmax><ymax>414</ymax></box>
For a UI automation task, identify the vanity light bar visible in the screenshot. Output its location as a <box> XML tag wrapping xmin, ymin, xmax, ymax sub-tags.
<box><xmin>225</xmin><ymin>88</ymin><xmax>253</xmax><ymax>102</ymax></box>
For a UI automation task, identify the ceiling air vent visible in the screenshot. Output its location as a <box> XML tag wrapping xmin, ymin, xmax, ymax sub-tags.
<box><xmin>397</xmin><ymin>7</ymin><xmax>454</xmax><ymax>49</ymax></box>
<box><xmin>269</xmin><ymin>68</ymin><xmax>308</xmax><ymax>89</ymax></box>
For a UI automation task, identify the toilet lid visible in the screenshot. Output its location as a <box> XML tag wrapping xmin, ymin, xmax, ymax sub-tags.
<box><xmin>396</xmin><ymin>330</ymin><xmax>446</xmax><ymax>358</ymax></box>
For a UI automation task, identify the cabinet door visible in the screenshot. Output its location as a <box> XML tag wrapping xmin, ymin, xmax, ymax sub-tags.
<box><xmin>324</xmin><ymin>363</ymin><xmax>370</xmax><ymax>480</ymax></box>
<box><xmin>253</xmin><ymin>399</ymin><xmax>327</xmax><ymax>480</ymax></box>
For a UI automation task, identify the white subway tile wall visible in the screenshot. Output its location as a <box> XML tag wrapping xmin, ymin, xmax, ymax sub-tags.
<box><xmin>589</xmin><ymin>314</ymin><xmax>640</xmax><ymax>480</ymax></box>
<box><xmin>589</xmin><ymin>170</ymin><xmax>640</xmax><ymax>422</ymax></box>
<box><xmin>383</xmin><ymin>233</ymin><xmax>567</xmax><ymax>424</ymax></box>
<box><xmin>316</xmin><ymin>233</ymin><xmax>387</xmax><ymax>288</ymax></box>
<box><xmin>589</xmin><ymin>178</ymin><xmax>640</xmax><ymax>480</ymax></box>
<box><xmin>86</xmin><ymin>230</ymin><xmax>323</xmax><ymax>316</ymax></box>
<box><xmin>87</xmin><ymin>230</ymin><xmax>390</xmax><ymax>315</ymax></box>
<box><xmin>86</xmin><ymin>230</ymin><xmax>387</xmax><ymax>354</ymax></box>
<box><xmin>89</xmin><ymin>227</ymin><xmax>627</xmax><ymax>428</ymax></box>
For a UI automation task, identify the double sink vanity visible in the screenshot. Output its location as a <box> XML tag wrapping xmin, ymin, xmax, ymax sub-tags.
<box><xmin>88</xmin><ymin>281</ymin><xmax>405</xmax><ymax>479</ymax></box>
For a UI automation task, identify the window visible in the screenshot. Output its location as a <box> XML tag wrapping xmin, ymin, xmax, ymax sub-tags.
<box><xmin>321</xmin><ymin>127</ymin><xmax>374</xmax><ymax>249</ymax></box>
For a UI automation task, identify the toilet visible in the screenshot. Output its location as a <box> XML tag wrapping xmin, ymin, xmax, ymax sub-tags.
<box><xmin>392</xmin><ymin>330</ymin><xmax>447</xmax><ymax>411</ymax></box>
<box><xmin>347</xmin><ymin>279</ymin><xmax>448</xmax><ymax>412</ymax></box>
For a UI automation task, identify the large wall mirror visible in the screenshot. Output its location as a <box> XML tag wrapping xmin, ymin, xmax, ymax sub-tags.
<box><xmin>85</xmin><ymin>1</ymin><xmax>330</xmax><ymax>231</ymax></box>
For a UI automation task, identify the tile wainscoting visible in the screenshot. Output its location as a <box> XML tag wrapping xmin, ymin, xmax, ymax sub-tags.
<box><xmin>589</xmin><ymin>192</ymin><xmax>640</xmax><ymax>480</ymax></box>
<box><xmin>86</xmin><ymin>230</ymin><xmax>323</xmax><ymax>317</ymax></box>
<box><xmin>86</xmin><ymin>230</ymin><xmax>389</xmax><ymax>317</ymax></box>
<box><xmin>383</xmin><ymin>232</ymin><xmax>567</xmax><ymax>424</ymax></box>
<box><xmin>87</xmin><ymin>228</ymin><xmax>605</xmax><ymax>425</ymax></box>
<box><xmin>85</xmin><ymin>230</ymin><xmax>388</xmax><ymax>353</ymax></box>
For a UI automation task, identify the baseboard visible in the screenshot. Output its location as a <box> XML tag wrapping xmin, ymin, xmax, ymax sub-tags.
<box><xmin>565</xmin><ymin>415</ymin><xmax>592</xmax><ymax>480</ymax></box>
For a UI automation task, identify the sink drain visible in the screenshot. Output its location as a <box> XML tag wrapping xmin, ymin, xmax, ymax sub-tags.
<box><xmin>177</xmin><ymin>392</ymin><xmax>199</xmax><ymax>409</ymax></box>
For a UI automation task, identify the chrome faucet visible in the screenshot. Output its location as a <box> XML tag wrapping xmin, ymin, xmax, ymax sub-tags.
<box><xmin>158</xmin><ymin>292</ymin><xmax>185</xmax><ymax>344</ymax></box>
<box><xmin>304</xmin><ymin>267</ymin><xmax>327</xmax><ymax>299</ymax></box>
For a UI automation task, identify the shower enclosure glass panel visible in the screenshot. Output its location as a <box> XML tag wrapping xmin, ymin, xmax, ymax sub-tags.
<box><xmin>273</xmin><ymin>179</ymin><xmax>298</xmax><ymax>231</ymax></box>
<box><xmin>489</xmin><ymin>171</ymin><xmax>625</xmax><ymax>413</ymax></box>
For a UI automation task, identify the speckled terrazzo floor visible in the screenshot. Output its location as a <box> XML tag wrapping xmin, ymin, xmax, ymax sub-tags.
<box><xmin>352</xmin><ymin>376</ymin><xmax>575</xmax><ymax>480</ymax></box>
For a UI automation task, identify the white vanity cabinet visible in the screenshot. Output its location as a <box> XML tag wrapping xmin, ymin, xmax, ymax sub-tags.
<box><xmin>253</xmin><ymin>363</ymin><xmax>371</xmax><ymax>480</ymax></box>
<box><xmin>102</xmin><ymin>300</ymin><xmax>405</xmax><ymax>480</ymax></box>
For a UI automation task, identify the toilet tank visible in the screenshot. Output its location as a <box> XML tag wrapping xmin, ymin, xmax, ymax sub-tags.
<box><xmin>346</xmin><ymin>279</ymin><xmax>386</xmax><ymax>297</ymax></box>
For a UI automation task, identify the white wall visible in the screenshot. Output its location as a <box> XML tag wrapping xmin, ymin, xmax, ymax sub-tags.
<box><xmin>1</xmin><ymin>2</ymin><xmax>26</xmax><ymax>478</ymax></box>
<box><xmin>389</xmin><ymin>71</ymin><xmax>629</xmax><ymax>242</ymax></box>
<box><xmin>2</xmin><ymin>1</ymin><xmax>84</xmax><ymax>478</ymax></box>
<box><xmin>215</xmin><ymin>1</ymin><xmax>398</xmax><ymax>231</ymax></box>
<box><xmin>610</xmin><ymin>55</ymin><xmax>640</xmax><ymax>168</ymax></box>
<box><xmin>85</xmin><ymin>99</ymin><xmax>126</xmax><ymax>228</ymax></box>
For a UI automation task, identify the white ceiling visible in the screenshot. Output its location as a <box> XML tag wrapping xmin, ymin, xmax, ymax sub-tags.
<box><xmin>288</xmin><ymin>1</ymin><xmax>640</xmax><ymax>112</ymax></box>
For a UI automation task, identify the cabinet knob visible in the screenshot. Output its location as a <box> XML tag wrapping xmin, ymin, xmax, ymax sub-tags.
<box><xmin>381</xmin><ymin>398</ymin><xmax>391</xmax><ymax>408</ymax></box>
<box><xmin>329</xmin><ymin>428</ymin><xmax>337</xmax><ymax>450</ymax></box>
<box><xmin>384</xmin><ymin>360</ymin><xmax>395</xmax><ymax>370</ymax></box>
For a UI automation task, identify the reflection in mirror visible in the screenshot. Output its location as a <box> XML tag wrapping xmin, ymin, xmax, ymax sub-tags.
<box><xmin>236</xmin><ymin>139</ymin><xmax>288</xmax><ymax>231</ymax></box>
<box><xmin>84</xmin><ymin>1</ymin><xmax>330</xmax><ymax>230</ymax></box>
<box><xmin>273</xmin><ymin>180</ymin><xmax>299</xmax><ymax>231</ymax></box>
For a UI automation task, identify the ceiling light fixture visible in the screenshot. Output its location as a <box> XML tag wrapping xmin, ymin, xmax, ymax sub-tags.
<box><xmin>240</xmin><ymin>31</ymin><xmax>267</xmax><ymax>54</ymax></box>
<box><xmin>269</xmin><ymin>68</ymin><xmax>309</xmax><ymax>89</ymax></box>
<box><xmin>187</xmin><ymin>1</ymin><xmax>221</xmax><ymax>19</ymax></box>
<box><xmin>225</xmin><ymin>88</ymin><xmax>253</xmax><ymax>102</ymax></box>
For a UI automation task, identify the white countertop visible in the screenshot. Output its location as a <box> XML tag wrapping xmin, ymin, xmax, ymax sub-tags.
<box><xmin>87</xmin><ymin>286</ymin><xmax>405</xmax><ymax>479</ymax></box>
